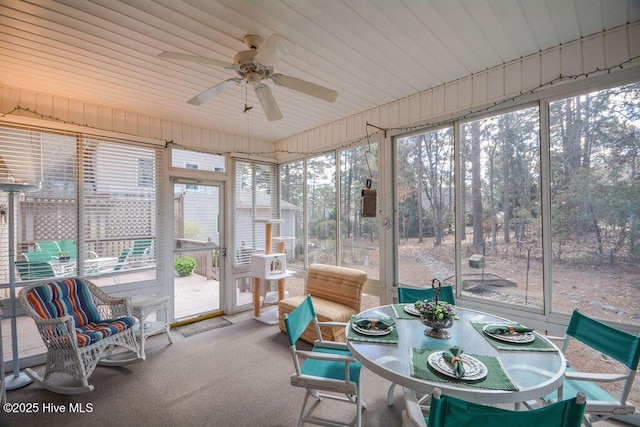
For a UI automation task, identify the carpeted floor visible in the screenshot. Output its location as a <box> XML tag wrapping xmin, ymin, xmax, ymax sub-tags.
<box><xmin>2</xmin><ymin>310</ymin><xmax>405</xmax><ymax>427</ymax></box>
<box><xmin>172</xmin><ymin>317</ymin><xmax>233</xmax><ymax>338</ymax></box>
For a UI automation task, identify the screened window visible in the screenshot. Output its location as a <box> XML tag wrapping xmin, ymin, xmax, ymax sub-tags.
<box><xmin>171</xmin><ymin>148</ymin><xmax>225</xmax><ymax>172</ymax></box>
<box><xmin>307</xmin><ymin>153</ymin><xmax>336</xmax><ymax>265</ymax></box>
<box><xmin>460</xmin><ymin>108</ymin><xmax>542</xmax><ymax>307</ymax></box>
<box><xmin>395</xmin><ymin>128</ymin><xmax>455</xmax><ymax>288</ymax></box>
<box><xmin>233</xmin><ymin>160</ymin><xmax>277</xmax><ymax>267</ymax></box>
<box><xmin>0</xmin><ymin>125</ymin><xmax>162</xmax><ymax>295</ymax></box>
<box><xmin>549</xmin><ymin>83</ymin><xmax>640</xmax><ymax>322</ymax></box>
<box><xmin>82</xmin><ymin>138</ymin><xmax>159</xmax><ymax>279</ymax></box>
<box><xmin>340</xmin><ymin>143</ymin><xmax>379</xmax><ymax>280</ymax></box>
<box><xmin>0</xmin><ymin>129</ymin><xmax>73</xmax><ymax>283</ymax></box>
<box><xmin>280</xmin><ymin>161</ymin><xmax>304</xmax><ymax>269</ymax></box>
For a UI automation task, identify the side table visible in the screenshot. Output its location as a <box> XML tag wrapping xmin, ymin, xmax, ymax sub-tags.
<box><xmin>130</xmin><ymin>295</ymin><xmax>173</xmax><ymax>359</ymax></box>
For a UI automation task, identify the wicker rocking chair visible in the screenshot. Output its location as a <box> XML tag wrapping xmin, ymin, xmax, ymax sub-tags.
<box><xmin>19</xmin><ymin>278</ymin><xmax>142</xmax><ymax>394</ymax></box>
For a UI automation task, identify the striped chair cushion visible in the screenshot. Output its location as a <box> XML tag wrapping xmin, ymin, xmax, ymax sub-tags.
<box><xmin>279</xmin><ymin>264</ymin><xmax>368</xmax><ymax>344</ymax></box>
<box><xmin>26</xmin><ymin>278</ymin><xmax>101</xmax><ymax>327</ymax></box>
<box><xmin>75</xmin><ymin>317</ymin><xmax>136</xmax><ymax>348</ymax></box>
<box><xmin>305</xmin><ymin>264</ymin><xmax>368</xmax><ymax>312</ymax></box>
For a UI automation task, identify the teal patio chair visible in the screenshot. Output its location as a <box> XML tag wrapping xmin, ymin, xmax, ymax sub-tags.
<box><xmin>35</xmin><ymin>241</ymin><xmax>61</xmax><ymax>258</ymax></box>
<box><xmin>129</xmin><ymin>239</ymin><xmax>152</xmax><ymax>266</ymax></box>
<box><xmin>388</xmin><ymin>284</ymin><xmax>456</xmax><ymax>406</ymax></box>
<box><xmin>90</xmin><ymin>248</ymin><xmax>132</xmax><ymax>283</ymax></box>
<box><xmin>283</xmin><ymin>295</ymin><xmax>365</xmax><ymax>427</ymax></box>
<box><xmin>57</xmin><ymin>239</ymin><xmax>98</xmax><ymax>261</ymax></box>
<box><xmin>398</xmin><ymin>285</ymin><xmax>456</xmax><ymax>305</ymax></box>
<box><xmin>403</xmin><ymin>387</ymin><xmax>586</xmax><ymax>427</ymax></box>
<box><xmin>15</xmin><ymin>261</ymin><xmax>56</xmax><ymax>280</ymax></box>
<box><xmin>56</xmin><ymin>239</ymin><xmax>77</xmax><ymax>260</ymax></box>
<box><xmin>22</xmin><ymin>251</ymin><xmax>55</xmax><ymax>263</ymax></box>
<box><xmin>543</xmin><ymin>310</ymin><xmax>640</xmax><ymax>426</ymax></box>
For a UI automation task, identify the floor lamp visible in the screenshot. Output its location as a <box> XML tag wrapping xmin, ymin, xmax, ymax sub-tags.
<box><xmin>1</xmin><ymin>183</ymin><xmax>36</xmax><ymax>390</ymax></box>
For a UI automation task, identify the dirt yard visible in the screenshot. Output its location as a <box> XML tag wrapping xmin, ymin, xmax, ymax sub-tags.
<box><xmin>295</xmin><ymin>235</ymin><xmax>640</xmax><ymax>410</ymax></box>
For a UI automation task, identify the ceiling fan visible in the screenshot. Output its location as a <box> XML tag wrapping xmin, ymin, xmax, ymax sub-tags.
<box><xmin>158</xmin><ymin>34</ymin><xmax>338</xmax><ymax>121</ymax></box>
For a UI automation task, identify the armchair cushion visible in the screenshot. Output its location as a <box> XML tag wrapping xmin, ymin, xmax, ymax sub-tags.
<box><xmin>75</xmin><ymin>317</ymin><xmax>136</xmax><ymax>347</ymax></box>
<box><xmin>305</xmin><ymin>263</ymin><xmax>364</xmax><ymax>312</ymax></box>
<box><xmin>26</xmin><ymin>278</ymin><xmax>102</xmax><ymax>326</ymax></box>
<box><xmin>279</xmin><ymin>264</ymin><xmax>368</xmax><ymax>344</ymax></box>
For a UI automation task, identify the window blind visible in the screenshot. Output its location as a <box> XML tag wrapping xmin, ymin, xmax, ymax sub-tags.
<box><xmin>233</xmin><ymin>160</ymin><xmax>277</xmax><ymax>268</ymax></box>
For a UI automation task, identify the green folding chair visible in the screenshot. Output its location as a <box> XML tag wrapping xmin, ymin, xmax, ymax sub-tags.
<box><xmin>543</xmin><ymin>310</ymin><xmax>640</xmax><ymax>426</ymax></box>
<box><xmin>389</xmin><ymin>284</ymin><xmax>456</xmax><ymax>406</ymax></box>
<box><xmin>403</xmin><ymin>387</ymin><xmax>586</xmax><ymax>427</ymax></box>
<box><xmin>398</xmin><ymin>285</ymin><xmax>456</xmax><ymax>305</ymax></box>
<box><xmin>283</xmin><ymin>295</ymin><xmax>365</xmax><ymax>427</ymax></box>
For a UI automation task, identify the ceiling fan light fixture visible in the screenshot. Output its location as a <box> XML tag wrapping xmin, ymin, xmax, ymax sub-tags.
<box><xmin>159</xmin><ymin>33</ymin><xmax>338</xmax><ymax>120</ymax></box>
<box><xmin>246</xmin><ymin>72</ymin><xmax>261</xmax><ymax>85</ymax></box>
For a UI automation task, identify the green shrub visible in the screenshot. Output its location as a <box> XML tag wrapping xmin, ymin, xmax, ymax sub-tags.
<box><xmin>175</xmin><ymin>257</ymin><xmax>196</xmax><ymax>276</ymax></box>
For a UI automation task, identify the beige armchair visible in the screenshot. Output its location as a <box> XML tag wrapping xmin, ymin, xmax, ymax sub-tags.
<box><xmin>278</xmin><ymin>263</ymin><xmax>368</xmax><ymax>344</ymax></box>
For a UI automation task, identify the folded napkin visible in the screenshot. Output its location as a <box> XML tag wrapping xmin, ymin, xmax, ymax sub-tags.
<box><xmin>353</xmin><ymin>318</ymin><xmax>395</xmax><ymax>330</ymax></box>
<box><xmin>442</xmin><ymin>346</ymin><xmax>465</xmax><ymax>378</ymax></box>
<box><xmin>484</xmin><ymin>323</ymin><xmax>534</xmax><ymax>335</ymax></box>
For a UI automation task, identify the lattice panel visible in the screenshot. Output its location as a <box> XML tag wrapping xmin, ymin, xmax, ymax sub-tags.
<box><xmin>25</xmin><ymin>197</ymin><xmax>78</xmax><ymax>244</ymax></box>
<box><xmin>83</xmin><ymin>194</ymin><xmax>155</xmax><ymax>238</ymax></box>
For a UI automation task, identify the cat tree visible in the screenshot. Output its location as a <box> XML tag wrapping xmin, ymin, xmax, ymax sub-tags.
<box><xmin>251</xmin><ymin>219</ymin><xmax>292</xmax><ymax>324</ymax></box>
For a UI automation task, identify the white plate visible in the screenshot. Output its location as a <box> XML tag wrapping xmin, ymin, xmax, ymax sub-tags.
<box><xmin>482</xmin><ymin>324</ymin><xmax>535</xmax><ymax>344</ymax></box>
<box><xmin>351</xmin><ymin>323</ymin><xmax>393</xmax><ymax>336</ymax></box>
<box><xmin>427</xmin><ymin>351</ymin><xmax>488</xmax><ymax>381</ymax></box>
<box><xmin>403</xmin><ymin>304</ymin><xmax>421</xmax><ymax>316</ymax></box>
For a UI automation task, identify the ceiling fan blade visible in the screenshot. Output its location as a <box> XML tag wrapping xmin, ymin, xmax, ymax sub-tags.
<box><xmin>254</xmin><ymin>34</ymin><xmax>296</xmax><ymax>67</ymax></box>
<box><xmin>271</xmin><ymin>74</ymin><xmax>338</xmax><ymax>103</ymax></box>
<box><xmin>187</xmin><ymin>78</ymin><xmax>242</xmax><ymax>105</ymax></box>
<box><xmin>254</xmin><ymin>84</ymin><xmax>283</xmax><ymax>121</ymax></box>
<box><xmin>158</xmin><ymin>51</ymin><xmax>234</xmax><ymax>69</ymax></box>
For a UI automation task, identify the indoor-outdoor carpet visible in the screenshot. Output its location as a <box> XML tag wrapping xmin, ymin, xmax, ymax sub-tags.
<box><xmin>172</xmin><ymin>316</ymin><xmax>233</xmax><ymax>338</ymax></box>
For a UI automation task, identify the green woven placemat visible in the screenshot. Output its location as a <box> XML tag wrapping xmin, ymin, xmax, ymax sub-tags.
<box><xmin>391</xmin><ymin>304</ymin><xmax>422</xmax><ymax>320</ymax></box>
<box><xmin>470</xmin><ymin>322</ymin><xmax>558</xmax><ymax>352</ymax></box>
<box><xmin>347</xmin><ymin>321</ymin><xmax>399</xmax><ymax>344</ymax></box>
<box><xmin>410</xmin><ymin>348</ymin><xmax>518</xmax><ymax>391</ymax></box>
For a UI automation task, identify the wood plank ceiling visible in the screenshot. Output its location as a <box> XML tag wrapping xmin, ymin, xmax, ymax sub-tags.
<box><xmin>0</xmin><ymin>0</ymin><xmax>638</xmax><ymax>142</ymax></box>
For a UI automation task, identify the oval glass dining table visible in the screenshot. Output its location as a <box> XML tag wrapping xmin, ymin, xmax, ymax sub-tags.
<box><xmin>346</xmin><ymin>305</ymin><xmax>566</xmax><ymax>405</ymax></box>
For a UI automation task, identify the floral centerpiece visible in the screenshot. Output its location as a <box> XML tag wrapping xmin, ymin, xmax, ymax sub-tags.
<box><xmin>415</xmin><ymin>278</ymin><xmax>457</xmax><ymax>339</ymax></box>
<box><xmin>414</xmin><ymin>299</ymin><xmax>457</xmax><ymax>322</ymax></box>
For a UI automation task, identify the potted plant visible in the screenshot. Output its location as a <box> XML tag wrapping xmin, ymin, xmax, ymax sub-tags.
<box><xmin>58</xmin><ymin>252</ymin><xmax>71</xmax><ymax>262</ymax></box>
<box><xmin>174</xmin><ymin>257</ymin><xmax>196</xmax><ymax>276</ymax></box>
